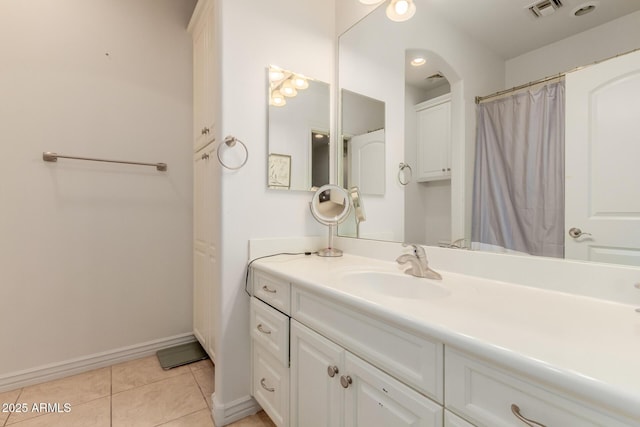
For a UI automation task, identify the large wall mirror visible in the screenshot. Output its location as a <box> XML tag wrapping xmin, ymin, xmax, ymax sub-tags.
<box><xmin>267</xmin><ymin>66</ymin><xmax>330</xmax><ymax>191</ymax></box>
<box><xmin>337</xmin><ymin>0</ymin><xmax>640</xmax><ymax>267</ymax></box>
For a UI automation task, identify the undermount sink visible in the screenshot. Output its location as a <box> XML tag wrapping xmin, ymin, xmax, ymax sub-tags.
<box><xmin>335</xmin><ymin>271</ymin><xmax>451</xmax><ymax>299</ymax></box>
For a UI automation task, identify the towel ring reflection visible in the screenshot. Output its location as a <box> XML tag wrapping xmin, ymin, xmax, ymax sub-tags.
<box><xmin>398</xmin><ymin>162</ymin><xmax>412</xmax><ymax>185</ymax></box>
<box><xmin>217</xmin><ymin>135</ymin><xmax>248</xmax><ymax>170</ymax></box>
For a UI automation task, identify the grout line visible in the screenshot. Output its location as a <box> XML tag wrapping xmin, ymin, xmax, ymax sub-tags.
<box><xmin>110</xmin><ymin>366</ymin><xmax>113</xmax><ymax>427</ymax></box>
<box><xmin>3</xmin><ymin>388</ymin><xmax>23</xmax><ymax>427</ymax></box>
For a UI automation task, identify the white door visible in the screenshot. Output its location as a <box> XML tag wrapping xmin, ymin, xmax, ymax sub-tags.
<box><xmin>290</xmin><ymin>320</ymin><xmax>344</xmax><ymax>427</ymax></box>
<box><xmin>349</xmin><ymin>129</ymin><xmax>385</xmax><ymax>195</ymax></box>
<box><xmin>565</xmin><ymin>50</ymin><xmax>640</xmax><ymax>266</ymax></box>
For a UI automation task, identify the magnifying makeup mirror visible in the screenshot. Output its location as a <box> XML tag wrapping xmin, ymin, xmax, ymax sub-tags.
<box><xmin>310</xmin><ymin>184</ymin><xmax>352</xmax><ymax>257</ymax></box>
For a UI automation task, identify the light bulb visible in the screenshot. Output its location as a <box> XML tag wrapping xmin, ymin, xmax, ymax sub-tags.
<box><xmin>270</xmin><ymin>90</ymin><xmax>286</xmax><ymax>107</ymax></box>
<box><xmin>411</xmin><ymin>57</ymin><xmax>426</xmax><ymax>66</ymax></box>
<box><xmin>269</xmin><ymin>68</ymin><xmax>285</xmax><ymax>82</ymax></box>
<box><xmin>386</xmin><ymin>0</ymin><xmax>416</xmax><ymax>22</ymax></box>
<box><xmin>395</xmin><ymin>0</ymin><xmax>409</xmax><ymax>15</ymax></box>
<box><xmin>281</xmin><ymin>81</ymin><xmax>297</xmax><ymax>97</ymax></box>
<box><xmin>291</xmin><ymin>75</ymin><xmax>309</xmax><ymax>90</ymax></box>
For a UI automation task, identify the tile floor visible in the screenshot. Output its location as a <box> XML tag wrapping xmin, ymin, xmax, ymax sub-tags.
<box><xmin>0</xmin><ymin>356</ymin><xmax>275</xmax><ymax>427</ymax></box>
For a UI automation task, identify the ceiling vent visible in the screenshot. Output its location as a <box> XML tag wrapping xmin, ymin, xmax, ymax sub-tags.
<box><xmin>528</xmin><ymin>0</ymin><xmax>563</xmax><ymax>18</ymax></box>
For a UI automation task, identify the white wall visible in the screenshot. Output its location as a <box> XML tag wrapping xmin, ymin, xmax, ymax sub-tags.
<box><xmin>0</xmin><ymin>0</ymin><xmax>196</xmax><ymax>384</ymax></box>
<box><xmin>506</xmin><ymin>10</ymin><xmax>640</xmax><ymax>86</ymax></box>
<box><xmin>214</xmin><ymin>0</ymin><xmax>335</xmax><ymax>421</ymax></box>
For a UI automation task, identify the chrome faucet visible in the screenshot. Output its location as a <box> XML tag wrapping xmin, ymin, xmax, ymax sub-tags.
<box><xmin>396</xmin><ymin>243</ymin><xmax>442</xmax><ymax>280</ymax></box>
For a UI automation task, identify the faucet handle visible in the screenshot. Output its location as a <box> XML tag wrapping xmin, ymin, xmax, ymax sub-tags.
<box><xmin>402</xmin><ymin>242</ymin><xmax>426</xmax><ymax>259</ymax></box>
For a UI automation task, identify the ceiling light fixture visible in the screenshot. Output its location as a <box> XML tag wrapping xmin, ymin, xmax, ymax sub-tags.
<box><xmin>573</xmin><ymin>2</ymin><xmax>597</xmax><ymax>16</ymax></box>
<box><xmin>358</xmin><ymin>0</ymin><xmax>416</xmax><ymax>22</ymax></box>
<box><xmin>386</xmin><ymin>0</ymin><xmax>416</xmax><ymax>22</ymax></box>
<box><xmin>411</xmin><ymin>57</ymin><xmax>426</xmax><ymax>66</ymax></box>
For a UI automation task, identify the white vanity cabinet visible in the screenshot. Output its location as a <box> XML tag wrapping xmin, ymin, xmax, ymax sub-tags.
<box><xmin>291</xmin><ymin>320</ymin><xmax>443</xmax><ymax>427</ymax></box>
<box><xmin>415</xmin><ymin>94</ymin><xmax>451</xmax><ymax>182</ymax></box>
<box><xmin>444</xmin><ymin>347</ymin><xmax>633</xmax><ymax>427</ymax></box>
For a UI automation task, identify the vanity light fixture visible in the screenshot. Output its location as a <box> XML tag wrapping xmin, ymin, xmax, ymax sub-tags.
<box><xmin>268</xmin><ymin>66</ymin><xmax>313</xmax><ymax>107</ymax></box>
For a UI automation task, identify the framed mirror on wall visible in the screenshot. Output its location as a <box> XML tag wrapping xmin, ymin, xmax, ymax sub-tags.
<box><xmin>336</xmin><ymin>0</ymin><xmax>640</xmax><ymax>267</ymax></box>
<box><xmin>267</xmin><ymin>65</ymin><xmax>330</xmax><ymax>191</ymax></box>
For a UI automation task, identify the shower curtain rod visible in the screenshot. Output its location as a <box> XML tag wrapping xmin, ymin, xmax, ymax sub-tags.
<box><xmin>475</xmin><ymin>47</ymin><xmax>640</xmax><ymax>104</ymax></box>
<box><xmin>475</xmin><ymin>73</ymin><xmax>564</xmax><ymax>104</ymax></box>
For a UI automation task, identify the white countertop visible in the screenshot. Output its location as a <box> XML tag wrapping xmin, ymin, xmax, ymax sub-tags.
<box><xmin>251</xmin><ymin>253</ymin><xmax>640</xmax><ymax>421</ymax></box>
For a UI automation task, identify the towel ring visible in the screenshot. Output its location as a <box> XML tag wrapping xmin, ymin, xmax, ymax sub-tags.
<box><xmin>217</xmin><ymin>135</ymin><xmax>248</xmax><ymax>170</ymax></box>
<box><xmin>398</xmin><ymin>162</ymin><xmax>412</xmax><ymax>186</ymax></box>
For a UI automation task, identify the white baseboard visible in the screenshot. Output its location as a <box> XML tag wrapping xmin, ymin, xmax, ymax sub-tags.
<box><xmin>0</xmin><ymin>333</ymin><xmax>196</xmax><ymax>393</ymax></box>
<box><xmin>211</xmin><ymin>392</ymin><xmax>260</xmax><ymax>426</ymax></box>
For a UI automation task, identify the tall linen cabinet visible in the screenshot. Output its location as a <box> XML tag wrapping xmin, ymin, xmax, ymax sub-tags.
<box><xmin>189</xmin><ymin>0</ymin><xmax>220</xmax><ymax>363</ymax></box>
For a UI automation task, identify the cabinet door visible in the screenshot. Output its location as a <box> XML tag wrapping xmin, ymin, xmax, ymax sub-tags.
<box><xmin>290</xmin><ymin>320</ymin><xmax>343</xmax><ymax>427</ymax></box>
<box><xmin>343</xmin><ymin>352</ymin><xmax>443</xmax><ymax>427</ymax></box>
<box><xmin>193</xmin><ymin>144</ymin><xmax>219</xmax><ymax>361</ymax></box>
<box><xmin>191</xmin><ymin>1</ymin><xmax>216</xmax><ymax>151</ymax></box>
<box><xmin>444</xmin><ymin>410</ymin><xmax>475</xmax><ymax>427</ymax></box>
<box><xmin>416</xmin><ymin>100</ymin><xmax>451</xmax><ymax>182</ymax></box>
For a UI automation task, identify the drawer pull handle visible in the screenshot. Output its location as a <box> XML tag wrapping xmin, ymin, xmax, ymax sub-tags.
<box><xmin>340</xmin><ymin>375</ymin><xmax>353</xmax><ymax>389</ymax></box>
<box><xmin>256</xmin><ymin>323</ymin><xmax>271</xmax><ymax>335</ymax></box>
<box><xmin>260</xmin><ymin>378</ymin><xmax>275</xmax><ymax>392</ymax></box>
<box><xmin>511</xmin><ymin>404</ymin><xmax>546</xmax><ymax>427</ymax></box>
<box><xmin>327</xmin><ymin>365</ymin><xmax>339</xmax><ymax>378</ymax></box>
<box><xmin>262</xmin><ymin>285</ymin><xmax>277</xmax><ymax>294</ymax></box>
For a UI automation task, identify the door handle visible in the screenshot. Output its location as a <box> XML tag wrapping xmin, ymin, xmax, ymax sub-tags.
<box><xmin>568</xmin><ymin>227</ymin><xmax>592</xmax><ymax>238</ymax></box>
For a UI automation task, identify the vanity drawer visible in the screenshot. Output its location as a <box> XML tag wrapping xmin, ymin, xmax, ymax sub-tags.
<box><xmin>250</xmin><ymin>297</ymin><xmax>289</xmax><ymax>365</ymax></box>
<box><xmin>445</xmin><ymin>347</ymin><xmax>633</xmax><ymax>427</ymax></box>
<box><xmin>291</xmin><ymin>285</ymin><xmax>444</xmax><ymax>404</ymax></box>
<box><xmin>252</xmin><ymin>342</ymin><xmax>289</xmax><ymax>427</ymax></box>
<box><xmin>253</xmin><ymin>270</ymin><xmax>291</xmax><ymax>315</ymax></box>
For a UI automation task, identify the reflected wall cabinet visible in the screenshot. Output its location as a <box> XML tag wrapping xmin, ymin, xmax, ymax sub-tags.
<box><xmin>415</xmin><ymin>94</ymin><xmax>451</xmax><ymax>182</ymax></box>
<box><xmin>190</xmin><ymin>0</ymin><xmax>219</xmax><ymax>362</ymax></box>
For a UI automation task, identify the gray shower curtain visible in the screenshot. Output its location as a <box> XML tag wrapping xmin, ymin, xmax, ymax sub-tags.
<box><xmin>472</xmin><ymin>82</ymin><xmax>565</xmax><ymax>258</ymax></box>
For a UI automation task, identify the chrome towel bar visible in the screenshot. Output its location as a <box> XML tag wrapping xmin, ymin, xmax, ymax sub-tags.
<box><xmin>43</xmin><ymin>152</ymin><xmax>167</xmax><ymax>171</ymax></box>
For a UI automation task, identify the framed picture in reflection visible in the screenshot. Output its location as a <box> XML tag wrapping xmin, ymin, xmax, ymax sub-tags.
<box><xmin>268</xmin><ymin>153</ymin><xmax>291</xmax><ymax>189</ymax></box>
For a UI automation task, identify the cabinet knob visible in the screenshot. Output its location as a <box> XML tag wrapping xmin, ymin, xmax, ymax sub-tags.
<box><xmin>447</xmin><ymin>167</ymin><xmax>451</xmax><ymax>171</ymax></box>
<box><xmin>442</xmin><ymin>168</ymin><xmax>445</xmax><ymax>172</ymax></box>
<box><xmin>201</xmin><ymin>153</ymin><xmax>209</xmax><ymax>160</ymax></box>
<box><xmin>327</xmin><ymin>365</ymin><xmax>339</xmax><ymax>378</ymax></box>
<box><xmin>201</xmin><ymin>127</ymin><xmax>210</xmax><ymax>135</ymax></box>
<box><xmin>511</xmin><ymin>404</ymin><xmax>546</xmax><ymax>427</ymax></box>
<box><xmin>262</xmin><ymin>285</ymin><xmax>277</xmax><ymax>294</ymax></box>
<box><xmin>340</xmin><ymin>375</ymin><xmax>353</xmax><ymax>388</ymax></box>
